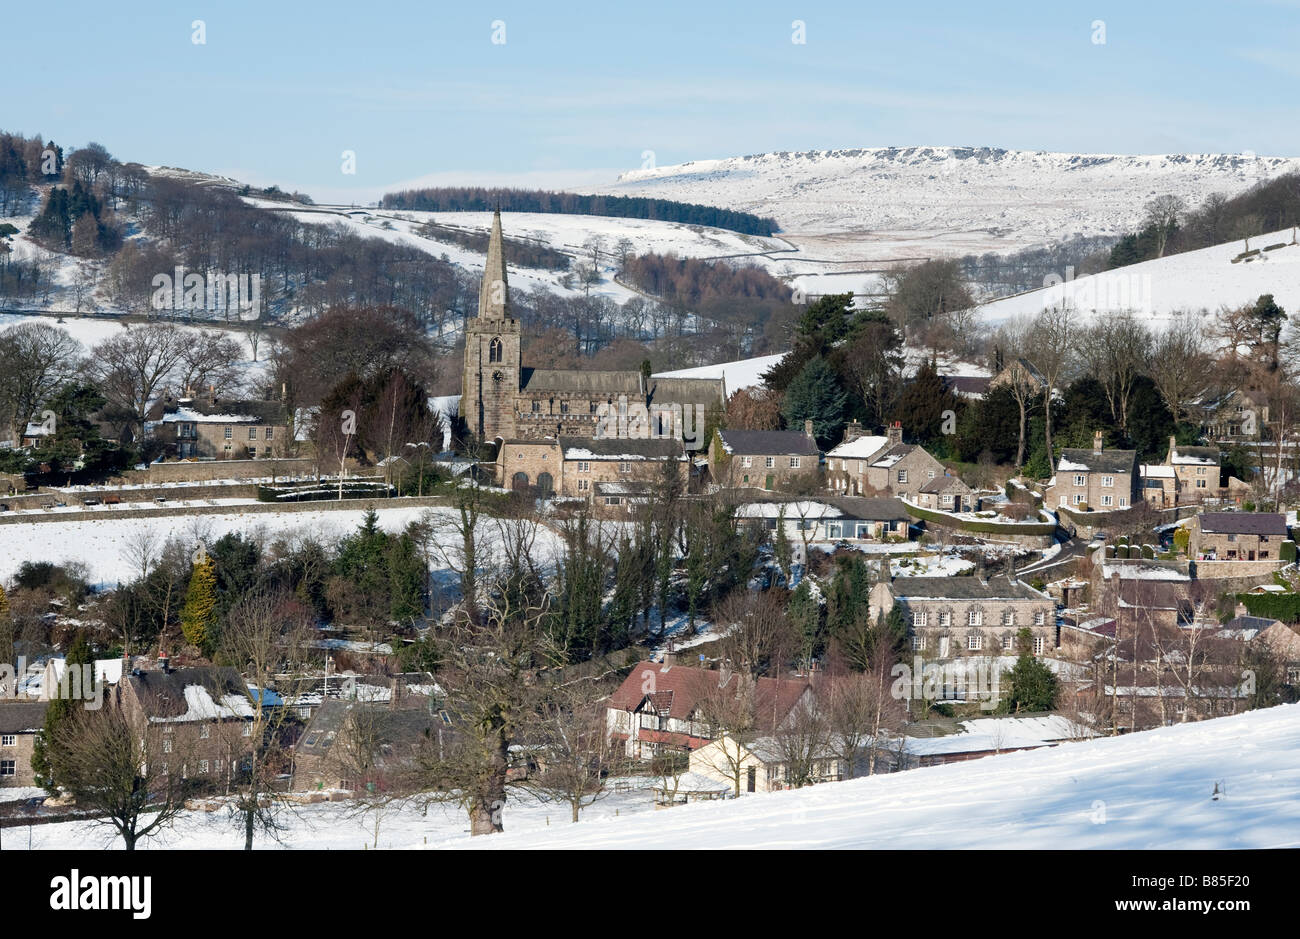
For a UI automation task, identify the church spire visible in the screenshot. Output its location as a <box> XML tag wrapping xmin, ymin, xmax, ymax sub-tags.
<box><xmin>476</xmin><ymin>208</ymin><xmax>510</xmax><ymax>320</ymax></box>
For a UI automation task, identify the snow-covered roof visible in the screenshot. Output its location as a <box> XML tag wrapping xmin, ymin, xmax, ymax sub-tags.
<box><xmin>828</xmin><ymin>435</ymin><xmax>890</xmax><ymax>459</ymax></box>
<box><xmin>736</xmin><ymin>501</ymin><xmax>843</xmax><ymax>520</ymax></box>
<box><xmin>1140</xmin><ymin>464</ymin><xmax>1175</xmax><ymax>479</ymax></box>
<box><xmin>148</xmin><ymin>683</ymin><xmax>255</xmax><ymax>723</ymax></box>
<box><xmin>161</xmin><ymin>407</ymin><xmax>259</xmax><ymax>424</ymax></box>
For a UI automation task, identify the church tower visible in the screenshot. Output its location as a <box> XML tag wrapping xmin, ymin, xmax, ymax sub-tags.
<box><xmin>462</xmin><ymin>209</ymin><xmax>522</xmax><ymax>442</ymax></box>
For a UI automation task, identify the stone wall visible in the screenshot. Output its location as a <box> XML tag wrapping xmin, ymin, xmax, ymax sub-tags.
<box><xmin>136</xmin><ymin>457</ymin><xmax>322</xmax><ymax>484</ymax></box>
<box><xmin>0</xmin><ymin>495</ymin><xmax>450</xmax><ymax>527</ymax></box>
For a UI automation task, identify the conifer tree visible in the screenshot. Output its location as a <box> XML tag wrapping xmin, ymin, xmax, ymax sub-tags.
<box><xmin>780</xmin><ymin>355</ymin><xmax>847</xmax><ymax>447</ymax></box>
<box><xmin>31</xmin><ymin>633</ymin><xmax>95</xmax><ymax>794</ymax></box>
<box><xmin>180</xmin><ymin>555</ymin><xmax>219</xmax><ymax>651</ymax></box>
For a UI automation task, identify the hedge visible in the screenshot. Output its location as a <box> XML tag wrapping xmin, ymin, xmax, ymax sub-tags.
<box><xmin>1237</xmin><ymin>591</ymin><xmax>1300</xmax><ymax>623</ymax></box>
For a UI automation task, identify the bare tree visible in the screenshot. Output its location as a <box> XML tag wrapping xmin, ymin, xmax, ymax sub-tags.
<box><xmin>87</xmin><ymin>322</ymin><xmax>189</xmax><ymax>432</ymax></box>
<box><xmin>714</xmin><ymin>589</ymin><xmax>796</xmax><ymax>678</ymax></box>
<box><xmin>1024</xmin><ymin>306</ymin><xmax>1077</xmax><ymax>470</ymax></box>
<box><xmin>822</xmin><ymin>663</ymin><xmax>906</xmax><ymax>777</ymax></box>
<box><xmin>1077</xmin><ymin>312</ymin><xmax>1151</xmax><ymax>433</ymax></box>
<box><xmin>529</xmin><ymin>677</ymin><xmax>616</xmax><ymax>822</ymax></box>
<box><xmin>1144</xmin><ymin>195</ymin><xmax>1186</xmax><ymax>259</ymax></box>
<box><xmin>1150</xmin><ymin>311</ymin><xmax>1212</xmax><ymax>425</ymax></box>
<box><xmin>46</xmin><ymin>706</ymin><xmax>195</xmax><ymax>849</ymax></box>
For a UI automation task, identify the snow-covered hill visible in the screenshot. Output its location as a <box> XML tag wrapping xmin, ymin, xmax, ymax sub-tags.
<box><xmin>591</xmin><ymin>147</ymin><xmax>1300</xmax><ymax>262</ymax></box>
<box><xmin>974</xmin><ymin>226</ymin><xmax>1300</xmax><ymax>328</ymax></box>
<box><xmin>462</xmin><ymin>703</ymin><xmax>1300</xmax><ymax>850</ymax></box>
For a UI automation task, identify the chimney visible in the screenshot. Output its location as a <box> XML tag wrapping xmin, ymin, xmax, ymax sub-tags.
<box><xmin>888</xmin><ymin>421</ymin><xmax>903</xmax><ymax>445</ymax></box>
<box><xmin>844</xmin><ymin>419</ymin><xmax>864</xmax><ymax>444</ymax></box>
<box><xmin>1093</xmin><ymin>430</ymin><xmax>1103</xmax><ymax>453</ymax></box>
<box><xmin>158</xmin><ymin>650</ymin><xmax>170</xmax><ymax>674</ymax></box>
<box><xmin>390</xmin><ymin>675</ymin><xmax>403</xmax><ymax>709</ymax></box>
<box><xmin>1168</xmin><ymin>435</ymin><xmax>1177</xmax><ymax>460</ymax></box>
<box><xmin>804</xmin><ymin>418</ymin><xmax>815</xmax><ymax>439</ymax></box>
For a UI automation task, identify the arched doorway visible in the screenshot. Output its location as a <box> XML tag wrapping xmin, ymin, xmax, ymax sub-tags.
<box><xmin>536</xmin><ymin>472</ymin><xmax>554</xmax><ymax>497</ymax></box>
<box><xmin>511</xmin><ymin>472</ymin><xmax>529</xmax><ymax>491</ymax></box>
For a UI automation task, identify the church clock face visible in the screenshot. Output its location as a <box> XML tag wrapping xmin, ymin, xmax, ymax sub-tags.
<box><xmin>492</xmin><ymin>370</ymin><xmax>504</xmax><ymax>385</ymax></box>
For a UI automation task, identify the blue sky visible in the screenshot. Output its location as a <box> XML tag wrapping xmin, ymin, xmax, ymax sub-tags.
<box><xmin>8</xmin><ymin>0</ymin><xmax>1300</xmax><ymax>201</ymax></box>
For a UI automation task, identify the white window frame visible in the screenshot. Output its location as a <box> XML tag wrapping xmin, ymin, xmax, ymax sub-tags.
<box><xmin>0</xmin><ymin>734</ymin><xmax>14</xmax><ymax>747</ymax></box>
<box><xmin>912</xmin><ymin>611</ymin><xmax>927</xmax><ymax>628</ymax></box>
<box><xmin>968</xmin><ymin>609</ymin><xmax>982</xmax><ymax>626</ymax></box>
<box><xmin>765</xmin><ymin>457</ymin><xmax>775</xmax><ymax>468</ymax></box>
<box><xmin>1101</xmin><ymin>494</ymin><xmax>1113</xmax><ymax>507</ymax></box>
<box><xmin>967</xmin><ymin>634</ymin><xmax>982</xmax><ymax>651</ymax></box>
<box><xmin>790</xmin><ymin>456</ymin><xmax>801</xmax><ymax>469</ymax></box>
<box><xmin>1032</xmin><ymin>636</ymin><xmax>1045</xmax><ymax>655</ymax></box>
<box><xmin>741</xmin><ymin>456</ymin><xmax>753</xmax><ymax>468</ymax></box>
<box><xmin>897</xmin><ymin>469</ymin><xmax>908</xmax><ymax>484</ymax></box>
<box><xmin>1101</xmin><ymin>475</ymin><xmax>1114</xmax><ymax>488</ymax></box>
<box><xmin>1073</xmin><ymin>474</ymin><xmax>1086</xmax><ymax>486</ymax></box>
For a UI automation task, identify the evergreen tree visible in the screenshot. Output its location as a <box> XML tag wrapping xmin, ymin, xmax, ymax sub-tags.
<box><xmin>781</xmin><ymin>355</ymin><xmax>848</xmax><ymax>447</ymax></box>
<box><xmin>787</xmin><ymin>579</ymin><xmax>824</xmax><ymax>665</ymax></box>
<box><xmin>31</xmin><ymin>633</ymin><xmax>95</xmax><ymax>794</ymax></box>
<box><xmin>1005</xmin><ymin>627</ymin><xmax>1058</xmax><ymax>712</ymax></box>
<box><xmin>180</xmin><ymin>556</ymin><xmax>219</xmax><ymax>651</ymax></box>
<box><xmin>893</xmin><ymin>358</ymin><xmax>963</xmax><ymax>450</ymax></box>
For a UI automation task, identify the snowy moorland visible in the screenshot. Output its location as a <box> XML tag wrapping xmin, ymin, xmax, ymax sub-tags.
<box><xmin>974</xmin><ymin>226</ymin><xmax>1300</xmax><ymax>327</ymax></box>
<box><xmin>592</xmin><ymin>147</ymin><xmax>1300</xmax><ymax>260</ymax></box>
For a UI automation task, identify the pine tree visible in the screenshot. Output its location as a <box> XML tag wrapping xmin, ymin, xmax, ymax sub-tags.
<box><xmin>893</xmin><ymin>359</ymin><xmax>962</xmax><ymax>450</ymax></box>
<box><xmin>780</xmin><ymin>355</ymin><xmax>848</xmax><ymax>447</ymax></box>
<box><xmin>180</xmin><ymin>556</ymin><xmax>219</xmax><ymax>651</ymax></box>
<box><xmin>1006</xmin><ymin>627</ymin><xmax>1058</xmax><ymax>712</ymax></box>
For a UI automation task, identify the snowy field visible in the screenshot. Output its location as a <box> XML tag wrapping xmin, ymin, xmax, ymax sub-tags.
<box><xmin>0</xmin><ymin>505</ymin><xmax>566</xmax><ymax>589</ymax></box>
<box><xmin>974</xmin><ymin>227</ymin><xmax>1300</xmax><ymax>327</ymax></box>
<box><xmin>8</xmin><ymin>705</ymin><xmax>1295</xmax><ymax>850</ymax></box>
<box><xmin>464</xmin><ymin>704</ymin><xmax>1300</xmax><ymax>850</ymax></box>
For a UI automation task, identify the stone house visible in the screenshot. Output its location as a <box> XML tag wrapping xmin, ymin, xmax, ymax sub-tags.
<box><xmin>688</xmin><ymin>732</ymin><xmax>866</xmax><ymax>795</ymax></box>
<box><xmin>869</xmin><ymin>575</ymin><xmax>1058</xmax><ymax>658</ymax></box>
<box><xmin>1139</xmin><ymin>463</ymin><xmax>1177</xmax><ymax>507</ymax></box>
<box><xmin>604</xmin><ymin>660</ymin><xmax>812</xmax><ymax>760</ymax></box>
<box><xmin>153</xmin><ymin>392</ymin><xmax>292</xmax><ymax>461</ymax></box>
<box><xmin>1165</xmin><ymin>437</ymin><xmax>1222</xmax><ymax>502</ymax></box>
<box><xmin>292</xmin><ymin>693</ymin><xmax>445</xmax><ymax>793</ymax></box>
<box><xmin>0</xmin><ymin>701</ymin><xmax>49</xmax><ymax>787</ymax></box>
<box><xmin>1046</xmin><ymin>432</ymin><xmax>1138</xmax><ymax>511</ymax></box>
<box><xmin>1189</xmin><ymin>512</ymin><xmax>1289</xmax><ymax>560</ymax></box>
<box><xmin>989</xmin><ymin>358</ymin><xmax>1047</xmax><ymax>394</ymax></box>
<box><xmin>112</xmin><ymin>658</ymin><xmax>255</xmax><ymax>786</ymax></box>
<box><xmin>915</xmin><ymin>474</ymin><xmax>975</xmax><ymax>512</ymax></box>
<box><xmin>710</xmin><ymin>425</ymin><xmax>821</xmax><ymax>490</ymax></box>
<box><xmin>824</xmin><ymin>421</ymin><xmax>890</xmax><ymax>495</ymax></box>
<box><xmin>862</xmin><ymin>442</ymin><xmax>949</xmax><ymax>502</ymax></box>
<box><xmin>495</xmin><ymin>435</ymin><xmax>685</xmax><ymax>502</ymax></box>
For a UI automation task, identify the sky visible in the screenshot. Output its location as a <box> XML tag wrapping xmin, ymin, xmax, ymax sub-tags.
<box><xmin>8</xmin><ymin>0</ymin><xmax>1300</xmax><ymax>203</ymax></box>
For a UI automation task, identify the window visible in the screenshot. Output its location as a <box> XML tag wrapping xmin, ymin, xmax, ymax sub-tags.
<box><xmin>1196</xmin><ymin>466</ymin><xmax>1206</xmax><ymax>475</ymax></box>
<box><xmin>939</xmin><ymin>611</ymin><xmax>951</xmax><ymax>628</ymax></box>
<box><xmin>577</xmin><ymin>461</ymin><xmax>590</xmax><ymax>472</ymax></box>
<box><xmin>199</xmin><ymin>760</ymin><xmax>209</xmax><ymax>774</ymax></box>
<box><xmin>248</xmin><ymin>427</ymin><xmax>257</xmax><ymax>440</ymax></box>
<box><xmin>912</xmin><ymin>611</ymin><xmax>927</xmax><ymax>628</ymax></box>
<box><xmin>265</xmin><ymin>427</ymin><xmax>273</xmax><ymax>440</ymax></box>
<box><xmin>560</xmin><ymin>401</ymin><xmax>569</xmax><ymax>414</ymax></box>
<box><xmin>1073</xmin><ymin>474</ymin><xmax>1086</xmax><ymax>486</ymax></box>
<box><xmin>590</xmin><ymin>401</ymin><xmax>599</xmax><ymax>414</ymax></box>
<box><xmin>967</xmin><ymin>634</ymin><xmax>982</xmax><ymax>651</ymax></box>
<box><xmin>1002</xmin><ymin>610</ymin><xmax>1015</xmax><ymax>626</ymax></box>
<box><xmin>765</xmin><ymin>457</ymin><xmax>775</xmax><ymax>468</ymax></box>
<box><xmin>1073</xmin><ymin>494</ymin><xmax>1084</xmax><ymax>505</ymax></box>
<box><xmin>790</xmin><ymin>456</ymin><xmax>801</xmax><ymax>468</ymax></box>
<box><xmin>897</xmin><ymin>469</ymin><xmax>908</xmax><ymax>484</ymax></box>
<box><xmin>927</xmin><ymin>470</ymin><xmax>936</xmax><ymax>479</ymax></box>
<box><xmin>1032</xmin><ymin>636</ymin><xmax>1045</xmax><ymax>655</ymax></box>
<box><xmin>0</xmin><ymin>760</ymin><xmax>14</xmax><ymax>777</ymax></box>
<box><xmin>531</xmin><ymin>401</ymin><xmax>540</xmax><ymax>413</ymax></box>
<box><xmin>911</xmin><ymin>635</ymin><xmax>923</xmax><ymax>651</ymax></box>
<box><xmin>0</xmin><ymin>735</ymin><xmax>13</xmax><ymax>747</ymax></box>
<box><xmin>1001</xmin><ymin>632</ymin><xmax>1014</xmax><ymax>650</ymax></box>
<box><xmin>163</xmin><ymin>739</ymin><xmax>173</xmax><ymax>753</ymax></box>
<box><xmin>604</xmin><ymin>496</ymin><xmax>622</xmax><ymax>506</ymax></box>
<box><xmin>224</xmin><ymin>426</ymin><xmax>233</xmax><ymax>439</ymax></box>
<box><xmin>489</xmin><ymin>337</ymin><xmax>502</xmax><ymax>363</ymax></box>
<box><xmin>1196</xmin><ymin>479</ymin><xmax>1207</xmax><ymax>488</ymax></box>
<box><xmin>242</xmin><ymin>724</ymin><xmax>252</xmax><ymax>737</ymax></box>
<box><xmin>577</xmin><ymin>479</ymin><xmax>589</xmax><ymax>491</ymax></box>
<box><xmin>1101</xmin><ymin>495</ymin><xmax>1113</xmax><ymax>507</ymax></box>
<box><xmin>1119</xmin><ymin>497</ymin><xmax>1128</xmax><ymax>507</ymax></box>
<box><xmin>741</xmin><ymin>456</ymin><xmax>753</xmax><ymax>468</ymax></box>
<box><xmin>1101</xmin><ymin>475</ymin><xmax>1114</xmax><ymax>487</ymax></box>
<box><xmin>1034</xmin><ymin>611</ymin><xmax>1046</xmax><ymax>626</ymax></box>
<box><xmin>968</xmin><ymin>609</ymin><xmax>982</xmax><ymax>626</ymax></box>
<box><xmin>247</xmin><ymin>447</ymin><xmax>257</xmax><ymax>458</ymax></box>
<box><xmin>619</xmin><ymin>462</ymin><xmax>631</xmax><ymax>474</ymax></box>
<box><xmin>199</xmin><ymin>724</ymin><xmax>210</xmax><ymax>739</ymax></box>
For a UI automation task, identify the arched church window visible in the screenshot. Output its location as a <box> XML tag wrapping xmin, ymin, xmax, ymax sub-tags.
<box><xmin>489</xmin><ymin>338</ymin><xmax>502</xmax><ymax>363</ymax></box>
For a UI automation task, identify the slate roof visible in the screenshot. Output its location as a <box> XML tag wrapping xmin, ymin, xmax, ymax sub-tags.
<box><xmin>1198</xmin><ymin>512</ymin><xmax>1287</xmax><ymax>535</ymax></box>
<box><xmin>888</xmin><ymin>575</ymin><xmax>1048</xmax><ymax>601</ymax></box>
<box><xmin>827</xmin><ymin>435</ymin><xmax>890</xmax><ymax>460</ymax></box>
<box><xmin>919</xmin><ymin>474</ymin><xmax>971</xmax><ymax>493</ymax></box>
<box><xmin>1169</xmin><ymin>445</ymin><xmax>1220</xmax><ymax>466</ymax></box>
<box><xmin>717</xmin><ymin>429</ymin><xmax>820</xmax><ymax>456</ymax></box>
<box><xmin>518</xmin><ymin>369</ymin><xmax>723</xmax><ymax>403</ymax></box>
<box><xmin>562</xmin><ymin>437</ymin><xmax>683</xmax><ymax>460</ymax></box>
<box><xmin>0</xmin><ymin>700</ymin><xmax>49</xmax><ymax>733</ymax></box>
<box><xmin>296</xmin><ymin>698</ymin><xmax>442</xmax><ymax>758</ymax></box>
<box><xmin>943</xmin><ymin>375</ymin><xmax>991</xmax><ymax>397</ymax></box>
<box><xmin>1056</xmin><ymin>448</ymin><xmax>1138</xmax><ymax>474</ymax></box>
<box><xmin>125</xmin><ymin>666</ymin><xmax>251</xmax><ymax>721</ymax></box>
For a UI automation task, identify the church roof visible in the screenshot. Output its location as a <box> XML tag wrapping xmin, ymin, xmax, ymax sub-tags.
<box><xmin>518</xmin><ymin>369</ymin><xmax>723</xmax><ymax>402</ymax></box>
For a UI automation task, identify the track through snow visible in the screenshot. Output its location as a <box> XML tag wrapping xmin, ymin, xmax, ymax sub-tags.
<box><xmin>467</xmin><ymin>704</ymin><xmax>1300</xmax><ymax>850</ymax></box>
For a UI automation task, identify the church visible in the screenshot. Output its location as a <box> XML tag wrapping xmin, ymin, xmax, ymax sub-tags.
<box><xmin>461</xmin><ymin>211</ymin><xmax>726</xmax><ymax>447</ymax></box>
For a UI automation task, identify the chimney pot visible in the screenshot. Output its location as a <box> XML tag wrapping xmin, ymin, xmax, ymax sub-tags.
<box><xmin>1093</xmin><ymin>430</ymin><xmax>1103</xmax><ymax>452</ymax></box>
<box><xmin>804</xmin><ymin>418</ymin><xmax>814</xmax><ymax>439</ymax></box>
